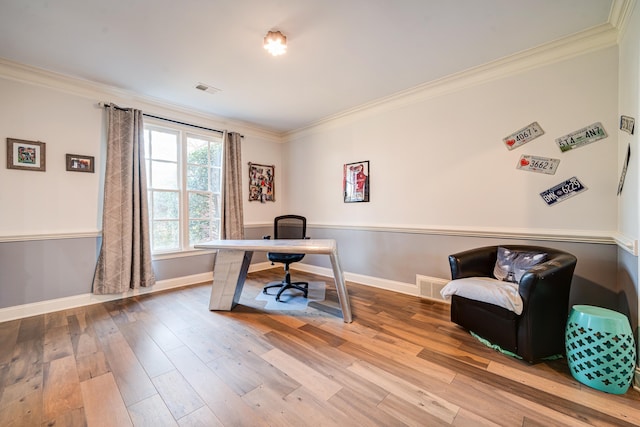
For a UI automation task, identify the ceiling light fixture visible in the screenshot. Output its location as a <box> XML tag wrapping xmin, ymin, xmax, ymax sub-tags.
<box><xmin>264</xmin><ymin>30</ymin><xmax>287</xmax><ymax>56</ymax></box>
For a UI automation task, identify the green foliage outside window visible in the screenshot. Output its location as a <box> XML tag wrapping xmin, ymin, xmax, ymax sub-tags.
<box><xmin>145</xmin><ymin>127</ymin><xmax>223</xmax><ymax>253</ymax></box>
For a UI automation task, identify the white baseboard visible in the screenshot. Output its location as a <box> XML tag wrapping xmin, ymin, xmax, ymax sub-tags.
<box><xmin>0</xmin><ymin>264</ymin><xmax>449</xmax><ymax>322</ymax></box>
<box><xmin>0</xmin><ymin>272</ymin><xmax>213</xmax><ymax>323</ymax></box>
<box><xmin>292</xmin><ymin>263</ymin><xmax>420</xmax><ymax>296</ymax></box>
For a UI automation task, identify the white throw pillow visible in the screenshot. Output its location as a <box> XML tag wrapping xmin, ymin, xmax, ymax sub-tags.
<box><xmin>440</xmin><ymin>277</ymin><xmax>523</xmax><ymax>315</ymax></box>
<box><xmin>493</xmin><ymin>247</ymin><xmax>547</xmax><ymax>283</ymax></box>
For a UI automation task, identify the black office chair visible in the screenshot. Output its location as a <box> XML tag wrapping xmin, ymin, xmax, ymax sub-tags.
<box><xmin>262</xmin><ymin>215</ymin><xmax>309</xmax><ymax>302</ymax></box>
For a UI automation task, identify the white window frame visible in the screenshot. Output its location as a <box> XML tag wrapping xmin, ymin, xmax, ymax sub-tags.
<box><xmin>144</xmin><ymin>121</ymin><xmax>223</xmax><ymax>256</ymax></box>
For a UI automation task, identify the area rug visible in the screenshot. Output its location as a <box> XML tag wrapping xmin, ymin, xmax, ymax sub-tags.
<box><xmin>255</xmin><ymin>281</ymin><xmax>326</xmax><ymax>311</ymax></box>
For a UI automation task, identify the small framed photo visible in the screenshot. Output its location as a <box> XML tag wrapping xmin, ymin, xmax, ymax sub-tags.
<box><xmin>7</xmin><ymin>138</ymin><xmax>46</xmax><ymax>172</ymax></box>
<box><xmin>620</xmin><ymin>115</ymin><xmax>635</xmax><ymax>135</ymax></box>
<box><xmin>343</xmin><ymin>160</ymin><xmax>370</xmax><ymax>203</ymax></box>
<box><xmin>66</xmin><ymin>154</ymin><xmax>95</xmax><ymax>173</ymax></box>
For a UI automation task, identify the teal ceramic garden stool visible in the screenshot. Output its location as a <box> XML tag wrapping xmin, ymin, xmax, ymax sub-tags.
<box><xmin>565</xmin><ymin>305</ymin><xmax>636</xmax><ymax>394</ymax></box>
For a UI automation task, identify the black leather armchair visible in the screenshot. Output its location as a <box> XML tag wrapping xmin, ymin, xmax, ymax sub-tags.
<box><xmin>262</xmin><ymin>215</ymin><xmax>309</xmax><ymax>302</ymax></box>
<box><xmin>448</xmin><ymin>245</ymin><xmax>577</xmax><ymax>363</ymax></box>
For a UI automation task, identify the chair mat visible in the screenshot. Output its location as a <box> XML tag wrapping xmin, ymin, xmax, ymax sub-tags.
<box><xmin>255</xmin><ymin>281</ymin><xmax>326</xmax><ymax>311</ymax></box>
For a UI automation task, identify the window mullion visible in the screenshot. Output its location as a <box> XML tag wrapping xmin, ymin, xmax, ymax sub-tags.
<box><xmin>180</xmin><ymin>132</ymin><xmax>189</xmax><ymax>250</ymax></box>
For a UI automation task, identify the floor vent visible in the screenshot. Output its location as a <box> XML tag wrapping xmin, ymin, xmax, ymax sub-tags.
<box><xmin>416</xmin><ymin>275</ymin><xmax>449</xmax><ymax>303</ymax></box>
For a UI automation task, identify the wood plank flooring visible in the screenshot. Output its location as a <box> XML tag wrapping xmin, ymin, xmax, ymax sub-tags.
<box><xmin>1</xmin><ymin>268</ymin><xmax>640</xmax><ymax>426</ymax></box>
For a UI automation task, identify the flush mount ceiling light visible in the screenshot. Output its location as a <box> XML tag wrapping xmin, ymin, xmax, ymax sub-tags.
<box><xmin>264</xmin><ymin>30</ymin><xmax>287</xmax><ymax>56</ymax></box>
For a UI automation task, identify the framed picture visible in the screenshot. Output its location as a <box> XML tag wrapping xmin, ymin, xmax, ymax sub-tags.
<box><xmin>248</xmin><ymin>162</ymin><xmax>275</xmax><ymax>202</ymax></box>
<box><xmin>343</xmin><ymin>160</ymin><xmax>369</xmax><ymax>203</ymax></box>
<box><xmin>6</xmin><ymin>138</ymin><xmax>46</xmax><ymax>172</ymax></box>
<box><xmin>66</xmin><ymin>154</ymin><xmax>95</xmax><ymax>173</ymax></box>
<box><xmin>620</xmin><ymin>115</ymin><xmax>635</xmax><ymax>135</ymax></box>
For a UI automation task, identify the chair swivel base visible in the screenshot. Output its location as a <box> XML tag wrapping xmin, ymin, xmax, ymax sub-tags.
<box><xmin>263</xmin><ymin>281</ymin><xmax>309</xmax><ymax>302</ymax></box>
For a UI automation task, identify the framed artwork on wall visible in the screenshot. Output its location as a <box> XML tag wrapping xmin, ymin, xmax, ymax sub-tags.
<box><xmin>248</xmin><ymin>162</ymin><xmax>275</xmax><ymax>202</ymax></box>
<box><xmin>66</xmin><ymin>154</ymin><xmax>95</xmax><ymax>173</ymax></box>
<box><xmin>343</xmin><ymin>160</ymin><xmax>369</xmax><ymax>203</ymax></box>
<box><xmin>6</xmin><ymin>138</ymin><xmax>46</xmax><ymax>172</ymax></box>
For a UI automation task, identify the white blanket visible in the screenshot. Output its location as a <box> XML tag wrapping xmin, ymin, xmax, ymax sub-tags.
<box><xmin>440</xmin><ymin>277</ymin><xmax>523</xmax><ymax>315</ymax></box>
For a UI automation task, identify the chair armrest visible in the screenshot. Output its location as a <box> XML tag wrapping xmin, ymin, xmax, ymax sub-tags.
<box><xmin>448</xmin><ymin>246</ymin><xmax>498</xmax><ymax>279</ymax></box>
<box><xmin>516</xmin><ymin>253</ymin><xmax>577</xmax><ymax>360</ymax></box>
<box><xmin>263</xmin><ymin>235</ymin><xmax>271</xmax><ymax>240</ymax></box>
<box><xmin>518</xmin><ymin>254</ymin><xmax>577</xmax><ymax>301</ymax></box>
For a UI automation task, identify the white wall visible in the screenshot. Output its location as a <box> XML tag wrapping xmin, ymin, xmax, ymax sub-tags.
<box><xmin>0</xmin><ymin>73</ymin><xmax>283</xmax><ymax>238</ymax></box>
<box><xmin>618</xmin><ymin>3</ymin><xmax>640</xmax><ymax>242</ymax></box>
<box><xmin>0</xmin><ymin>79</ymin><xmax>103</xmax><ymax>235</ymax></box>
<box><xmin>285</xmin><ymin>46</ymin><xmax>619</xmax><ymax>237</ymax></box>
<box><xmin>617</xmin><ymin>1</ymin><xmax>640</xmax><ymax>382</ymax></box>
<box><xmin>241</xmin><ymin>136</ymin><xmax>284</xmax><ymax>225</ymax></box>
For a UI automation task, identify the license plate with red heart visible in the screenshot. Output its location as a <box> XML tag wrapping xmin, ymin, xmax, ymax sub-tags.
<box><xmin>503</xmin><ymin>122</ymin><xmax>545</xmax><ymax>150</ymax></box>
<box><xmin>517</xmin><ymin>155</ymin><xmax>560</xmax><ymax>175</ymax></box>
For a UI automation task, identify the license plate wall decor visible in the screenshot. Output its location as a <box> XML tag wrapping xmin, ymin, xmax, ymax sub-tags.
<box><xmin>517</xmin><ymin>155</ymin><xmax>560</xmax><ymax>175</ymax></box>
<box><xmin>620</xmin><ymin>115</ymin><xmax>635</xmax><ymax>135</ymax></box>
<box><xmin>540</xmin><ymin>177</ymin><xmax>587</xmax><ymax>206</ymax></box>
<box><xmin>503</xmin><ymin>122</ymin><xmax>545</xmax><ymax>150</ymax></box>
<box><xmin>617</xmin><ymin>143</ymin><xmax>631</xmax><ymax>195</ymax></box>
<box><xmin>556</xmin><ymin>122</ymin><xmax>607</xmax><ymax>152</ymax></box>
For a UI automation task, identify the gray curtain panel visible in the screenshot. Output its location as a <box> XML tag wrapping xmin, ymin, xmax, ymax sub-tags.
<box><xmin>221</xmin><ymin>131</ymin><xmax>245</xmax><ymax>239</ymax></box>
<box><xmin>93</xmin><ymin>104</ymin><xmax>155</xmax><ymax>294</ymax></box>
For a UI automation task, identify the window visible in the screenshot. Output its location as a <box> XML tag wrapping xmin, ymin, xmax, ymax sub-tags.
<box><xmin>144</xmin><ymin>124</ymin><xmax>223</xmax><ymax>253</ymax></box>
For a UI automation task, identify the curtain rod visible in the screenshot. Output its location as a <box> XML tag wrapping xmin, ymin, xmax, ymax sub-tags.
<box><xmin>98</xmin><ymin>102</ymin><xmax>243</xmax><ymax>138</ymax></box>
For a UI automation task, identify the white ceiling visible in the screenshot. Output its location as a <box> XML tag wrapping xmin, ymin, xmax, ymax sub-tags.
<box><xmin>0</xmin><ymin>1</ymin><xmax>616</xmax><ymax>133</ymax></box>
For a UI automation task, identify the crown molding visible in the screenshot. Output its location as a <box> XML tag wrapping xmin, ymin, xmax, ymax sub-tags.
<box><xmin>610</xmin><ymin>0</ymin><xmax>637</xmax><ymax>41</ymax></box>
<box><xmin>0</xmin><ymin>58</ymin><xmax>284</xmax><ymax>143</ymax></box>
<box><xmin>286</xmin><ymin>22</ymin><xmax>620</xmax><ymax>140</ymax></box>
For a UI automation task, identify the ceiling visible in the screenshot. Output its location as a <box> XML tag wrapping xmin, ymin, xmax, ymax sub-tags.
<box><xmin>0</xmin><ymin>1</ymin><xmax>616</xmax><ymax>133</ymax></box>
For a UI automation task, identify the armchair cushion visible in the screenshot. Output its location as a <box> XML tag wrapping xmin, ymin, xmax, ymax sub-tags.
<box><xmin>493</xmin><ymin>246</ymin><xmax>547</xmax><ymax>283</ymax></box>
<box><xmin>441</xmin><ymin>277</ymin><xmax>523</xmax><ymax>314</ymax></box>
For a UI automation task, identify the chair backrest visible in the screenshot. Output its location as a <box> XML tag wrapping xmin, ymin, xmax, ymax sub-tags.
<box><xmin>274</xmin><ymin>215</ymin><xmax>306</xmax><ymax>239</ymax></box>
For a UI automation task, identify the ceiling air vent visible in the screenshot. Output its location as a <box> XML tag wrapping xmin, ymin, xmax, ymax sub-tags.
<box><xmin>195</xmin><ymin>83</ymin><xmax>221</xmax><ymax>95</ymax></box>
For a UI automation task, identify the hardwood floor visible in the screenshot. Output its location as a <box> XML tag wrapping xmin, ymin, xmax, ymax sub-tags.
<box><xmin>1</xmin><ymin>268</ymin><xmax>640</xmax><ymax>426</ymax></box>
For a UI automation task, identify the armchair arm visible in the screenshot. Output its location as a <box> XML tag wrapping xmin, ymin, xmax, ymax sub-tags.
<box><xmin>448</xmin><ymin>246</ymin><xmax>498</xmax><ymax>279</ymax></box>
<box><xmin>516</xmin><ymin>253</ymin><xmax>577</xmax><ymax>361</ymax></box>
<box><xmin>517</xmin><ymin>254</ymin><xmax>577</xmax><ymax>302</ymax></box>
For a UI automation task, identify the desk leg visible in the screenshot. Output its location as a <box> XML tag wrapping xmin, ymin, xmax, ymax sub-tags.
<box><xmin>329</xmin><ymin>248</ymin><xmax>353</xmax><ymax>323</ymax></box>
<box><xmin>209</xmin><ymin>249</ymin><xmax>253</xmax><ymax>311</ymax></box>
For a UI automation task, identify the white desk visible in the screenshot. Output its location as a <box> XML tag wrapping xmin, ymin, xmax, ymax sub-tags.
<box><xmin>194</xmin><ymin>239</ymin><xmax>352</xmax><ymax>323</ymax></box>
